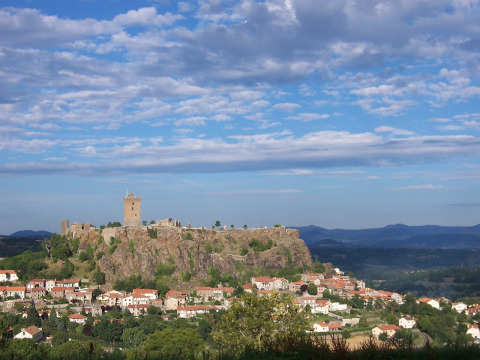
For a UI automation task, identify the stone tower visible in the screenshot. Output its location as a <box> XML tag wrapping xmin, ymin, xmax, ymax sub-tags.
<box><xmin>123</xmin><ymin>193</ymin><xmax>142</xmax><ymax>226</ymax></box>
<box><xmin>61</xmin><ymin>219</ymin><xmax>69</xmax><ymax>236</ymax></box>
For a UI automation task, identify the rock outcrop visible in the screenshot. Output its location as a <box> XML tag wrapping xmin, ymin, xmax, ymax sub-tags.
<box><xmin>73</xmin><ymin>225</ymin><xmax>312</xmax><ymax>283</ymax></box>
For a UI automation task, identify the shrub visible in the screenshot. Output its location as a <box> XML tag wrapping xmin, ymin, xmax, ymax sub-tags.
<box><xmin>148</xmin><ymin>228</ymin><xmax>157</xmax><ymax>239</ymax></box>
<box><xmin>156</xmin><ymin>263</ymin><xmax>176</xmax><ymax>277</ymax></box>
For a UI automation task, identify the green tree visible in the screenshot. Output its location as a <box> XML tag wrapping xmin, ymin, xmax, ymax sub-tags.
<box><xmin>143</xmin><ymin>328</ymin><xmax>205</xmax><ymax>359</ymax></box>
<box><xmin>213</xmin><ymin>292</ymin><xmax>310</xmax><ymax>352</ymax></box>
<box><xmin>307</xmin><ymin>283</ymin><xmax>318</xmax><ymax>296</ymax></box>
<box><xmin>215</xmin><ymin>220</ymin><xmax>221</xmax><ymax>228</ymax></box>
<box><xmin>352</xmin><ymin>294</ymin><xmax>365</xmax><ymax>309</ymax></box>
<box><xmin>122</xmin><ymin>327</ymin><xmax>147</xmax><ymax>348</ymax></box>
<box><xmin>92</xmin><ymin>270</ymin><xmax>106</xmax><ymax>285</ymax></box>
<box><xmin>243</xmin><ymin>225</ymin><xmax>248</xmax><ymax>230</ymax></box>
<box><xmin>5</xmin><ymin>339</ymin><xmax>40</xmax><ymax>360</ymax></box>
<box><xmin>147</xmin><ymin>305</ymin><xmax>158</xmax><ymax>315</ymax></box>
<box><xmin>25</xmin><ymin>301</ymin><xmax>41</xmax><ymax>327</ymax></box>
<box><xmin>52</xmin><ymin>332</ymin><xmax>69</xmax><ymax>346</ymax></box>
<box><xmin>50</xmin><ymin>340</ymin><xmax>104</xmax><ymax>360</ymax></box>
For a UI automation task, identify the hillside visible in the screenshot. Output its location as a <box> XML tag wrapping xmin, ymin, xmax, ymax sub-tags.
<box><xmin>68</xmin><ymin>224</ymin><xmax>312</xmax><ymax>284</ymax></box>
<box><xmin>9</xmin><ymin>230</ymin><xmax>53</xmax><ymax>238</ymax></box>
<box><xmin>291</xmin><ymin>224</ymin><xmax>480</xmax><ymax>249</ymax></box>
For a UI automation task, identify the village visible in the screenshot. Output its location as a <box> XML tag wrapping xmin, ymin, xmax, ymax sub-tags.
<box><xmin>1</xmin><ymin>267</ymin><xmax>479</xmax><ymax>345</ymax></box>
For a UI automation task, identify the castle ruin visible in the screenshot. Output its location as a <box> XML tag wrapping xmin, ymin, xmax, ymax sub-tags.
<box><xmin>61</xmin><ymin>192</ymin><xmax>184</xmax><ymax>237</ymax></box>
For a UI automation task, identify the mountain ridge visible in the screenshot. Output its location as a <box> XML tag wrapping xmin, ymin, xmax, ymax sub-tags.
<box><xmin>289</xmin><ymin>223</ymin><xmax>480</xmax><ymax>249</ymax></box>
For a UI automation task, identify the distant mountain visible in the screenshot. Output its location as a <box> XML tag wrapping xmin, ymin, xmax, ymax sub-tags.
<box><xmin>9</xmin><ymin>230</ymin><xmax>52</xmax><ymax>239</ymax></box>
<box><xmin>290</xmin><ymin>224</ymin><xmax>480</xmax><ymax>249</ymax></box>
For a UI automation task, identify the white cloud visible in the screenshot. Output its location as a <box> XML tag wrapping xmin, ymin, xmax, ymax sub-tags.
<box><xmin>375</xmin><ymin>126</ymin><xmax>415</xmax><ymax>136</ymax></box>
<box><xmin>272</xmin><ymin>103</ymin><xmax>301</xmax><ymax>112</ymax></box>
<box><xmin>286</xmin><ymin>113</ymin><xmax>330</xmax><ymax>121</ymax></box>
<box><xmin>392</xmin><ymin>184</ymin><xmax>445</xmax><ymax>190</ymax></box>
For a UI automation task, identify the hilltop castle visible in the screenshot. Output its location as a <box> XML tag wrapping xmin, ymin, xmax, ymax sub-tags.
<box><xmin>61</xmin><ymin>192</ymin><xmax>183</xmax><ymax>237</ymax></box>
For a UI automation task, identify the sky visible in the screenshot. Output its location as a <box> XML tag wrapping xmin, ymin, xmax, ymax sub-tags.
<box><xmin>1</xmin><ymin>0</ymin><xmax>479</xmax><ymax>235</ymax></box>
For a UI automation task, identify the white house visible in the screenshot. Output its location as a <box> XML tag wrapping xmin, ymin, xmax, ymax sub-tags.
<box><xmin>127</xmin><ymin>304</ymin><xmax>150</xmax><ymax>317</ymax></box>
<box><xmin>14</xmin><ymin>326</ymin><xmax>43</xmax><ymax>343</ymax></box>
<box><xmin>132</xmin><ymin>288</ymin><xmax>158</xmax><ymax>300</ymax></box>
<box><xmin>313</xmin><ymin>321</ymin><xmax>329</xmax><ymax>333</ymax></box>
<box><xmin>399</xmin><ymin>316</ymin><xmax>416</xmax><ymax>329</ymax></box>
<box><xmin>452</xmin><ymin>302</ymin><xmax>468</xmax><ymax>313</ymax></box>
<box><xmin>418</xmin><ymin>297</ymin><xmax>440</xmax><ymax>309</ymax></box>
<box><xmin>6</xmin><ymin>286</ymin><xmax>25</xmax><ymax>299</ymax></box>
<box><xmin>177</xmin><ymin>305</ymin><xmax>218</xmax><ymax>319</ymax></box>
<box><xmin>466</xmin><ymin>324</ymin><xmax>480</xmax><ymax>339</ymax></box>
<box><xmin>329</xmin><ymin>302</ymin><xmax>348</xmax><ymax>311</ymax></box>
<box><xmin>68</xmin><ymin>313</ymin><xmax>87</xmax><ymax>324</ymax></box>
<box><xmin>372</xmin><ymin>324</ymin><xmax>400</xmax><ymax>339</ymax></box>
<box><xmin>46</xmin><ymin>280</ymin><xmax>57</xmax><ymax>292</ymax></box>
<box><xmin>296</xmin><ymin>296</ymin><xmax>316</xmax><ymax>311</ymax></box>
<box><xmin>314</xmin><ymin>300</ymin><xmax>330</xmax><ymax>314</ymax></box>
<box><xmin>0</xmin><ymin>270</ymin><xmax>19</xmax><ymax>282</ymax></box>
<box><xmin>251</xmin><ymin>277</ymin><xmax>288</xmax><ymax>291</ymax></box>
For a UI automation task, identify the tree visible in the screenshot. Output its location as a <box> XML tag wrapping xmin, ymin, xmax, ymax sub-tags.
<box><xmin>213</xmin><ymin>292</ymin><xmax>310</xmax><ymax>352</ymax></box>
<box><xmin>52</xmin><ymin>332</ymin><xmax>69</xmax><ymax>346</ymax></box>
<box><xmin>244</xmin><ymin>225</ymin><xmax>248</xmax><ymax>230</ymax></box>
<box><xmin>142</xmin><ymin>220</ymin><xmax>147</xmax><ymax>226</ymax></box>
<box><xmin>92</xmin><ymin>288</ymin><xmax>102</xmax><ymax>300</ymax></box>
<box><xmin>108</xmin><ymin>320</ymin><xmax>123</xmax><ymax>342</ymax></box>
<box><xmin>231</xmin><ymin>286</ymin><xmax>244</xmax><ymax>297</ymax></box>
<box><xmin>6</xmin><ymin>339</ymin><xmax>39</xmax><ymax>360</ymax></box>
<box><xmin>92</xmin><ymin>270</ymin><xmax>106</xmax><ymax>285</ymax></box>
<box><xmin>307</xmin><ymin>283</ymin><xmax>318</xmax><ymax>296</ymax></box>
<box><xmin>25</xmin><ymin>301</ymin><xmax>41</xmax><ymax>327</ymax></box>
<box><xmin>323</xmin><ymin>289</ymin><xmax>331</xmax><ymax>299</ymax></box>
<box><xmin>352</xmin><ymin>294</ymin><xmax>365</xmax><ymax>309</ymax></box>
<box><xmin>215</xmin><ymin>220</ymin><xmax>221</xmax><ymax>228</ymax></box>
<box><xmin>147</xmin><ymin>305</ymin><xmax>158</xmax><ymax>315</ymax></box>
<box><xmin>121</xmin><ymin>327</ymin><xmax>147</xmax><ymax>348</ymax></box>
<box><xmin>231</xmin><ymin>224</ymin><xmax>234</xmax><ymax>230</ymax></box>
<box><xmin>143</xmin><ymin>328</ymin><xmax>205</xmax><ymax>359</ymax></box>
<box><xmin>82</xmin><ymin>323</ymin><xmax>93</xmax><ymax>336</ymax></box>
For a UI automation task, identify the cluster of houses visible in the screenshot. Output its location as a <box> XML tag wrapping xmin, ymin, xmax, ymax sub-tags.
<box><xmin>2</xmin><ymin>268</ymin><xmax>480</xmax><ymax>342</ymax></box>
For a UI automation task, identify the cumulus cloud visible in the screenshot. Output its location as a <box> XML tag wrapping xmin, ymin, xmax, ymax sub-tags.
<box><xmin>1</xmin><ymin>1</ymin><xmax>480</xmax><ymax>180</ymax></box>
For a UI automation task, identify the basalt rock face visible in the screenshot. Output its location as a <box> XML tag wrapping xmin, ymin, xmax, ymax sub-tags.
<box><xmin>75</xmin><ymin>225</ymin><xmax>312</xmax><ymax>282</ymax></box>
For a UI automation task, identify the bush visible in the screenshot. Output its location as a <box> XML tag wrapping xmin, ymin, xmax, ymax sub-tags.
<box><xmin>156</xmin><ymin>263</ymin><xmax>176</xmax><ymax>277</ymax></box>
<box><xmin>93</xmin><ymin>270</ymin><xmax>106</xmax><ymax>285</ymax></box>
<box><xmin>148</xmin><ymin>228</ymin><xmax>157</xmax><ymax>239</ymax></box>
<box><xmin>248</xmin><ymin>238</ymin><xmax>273</xmax><ymax>253</ymax></box>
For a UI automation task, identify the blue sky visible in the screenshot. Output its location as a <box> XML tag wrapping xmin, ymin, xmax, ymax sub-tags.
<box><xmin>1</xmin><ymin>0</ymin><xmax>479</xmax><ymax>235</ymax></box>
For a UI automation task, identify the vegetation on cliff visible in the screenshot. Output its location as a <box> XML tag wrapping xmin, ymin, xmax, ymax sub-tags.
<box><xmin>0</xmin><ymin>225</ymin><xmax>313</xmax><ymax>291</ymax></box>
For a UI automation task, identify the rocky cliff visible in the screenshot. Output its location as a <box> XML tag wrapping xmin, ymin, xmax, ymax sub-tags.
<box><xmin>73</xmin><ymin>225</ymin><xmax>312</xmax><ymax>283</ymax></box>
